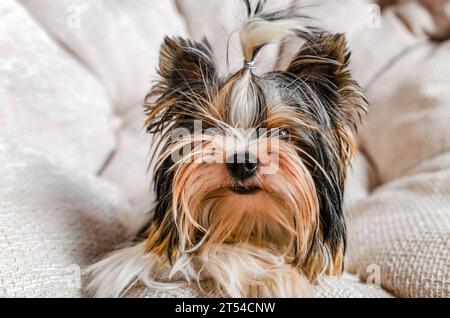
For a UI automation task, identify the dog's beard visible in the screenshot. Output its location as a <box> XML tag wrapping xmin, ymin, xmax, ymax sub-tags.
<box><xmin>169</xmin><ymin>140</ymin><xmax>319</xmax><ymax>259</ymax></box>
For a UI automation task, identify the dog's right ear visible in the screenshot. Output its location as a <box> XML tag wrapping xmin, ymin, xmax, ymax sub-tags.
<box><xmin>145</xmin><ymin>37</ymin><xmax>219</xmax><ymax>132</ymax></box>
<box><xmin>155</xmin><ymin>36</ymin><xmax>218</xmax><ymax>92</ymax></box>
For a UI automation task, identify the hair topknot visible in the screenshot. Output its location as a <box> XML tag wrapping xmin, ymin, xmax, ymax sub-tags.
<box><xmin>239</xmin><ymin>0</ymin><xmax>319</xmax><ymax>69</ymax></box>
<box><xmin>226</xmin><ymin>1</ymin><xmax>321</xmax><ymax>128</ymax></box>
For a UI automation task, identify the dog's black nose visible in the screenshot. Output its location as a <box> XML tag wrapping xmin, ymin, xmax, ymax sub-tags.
<box><xmin>227</xmin><ymin>153</ymin><xmax>258</xmax><ymax>180</ymax></box>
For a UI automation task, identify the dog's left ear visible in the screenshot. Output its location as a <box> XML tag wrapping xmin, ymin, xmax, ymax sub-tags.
<box><xmin>286</xmin><ymin>33</ymin><xmax>367</xmax><ymax>165</ymax></box>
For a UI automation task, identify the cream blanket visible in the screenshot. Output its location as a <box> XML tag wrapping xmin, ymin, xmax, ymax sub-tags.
<box><xmin>1</xmin><ymin>0</ymin><xmax>449</xmax><ymax>297</ymax></box>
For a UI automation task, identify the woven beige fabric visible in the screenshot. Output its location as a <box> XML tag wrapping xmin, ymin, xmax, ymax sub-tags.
<box><xmin>0</xmin><ymin>137</ymin><xmax>129</xmax><ymax>297</ymax></box>
<box><xmin>315</xmin><ymin>274</ymin><xmax>393</xmax><ymax>298</ymax></box>
<box><xmin>347</xmin><ymin>41</ymin><xmax>450</xmax><ymax>298</ymax></box>
<box><xmin>346</xmin><ymin>173</ymin><xmax>450</xmax><ymax>297</ymax></box>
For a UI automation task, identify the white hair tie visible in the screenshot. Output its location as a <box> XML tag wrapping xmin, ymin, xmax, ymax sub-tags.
<box><xmin>243</xmin><ymin>60</ymin><xmax>255</xmax><ymax>70</ymax></box>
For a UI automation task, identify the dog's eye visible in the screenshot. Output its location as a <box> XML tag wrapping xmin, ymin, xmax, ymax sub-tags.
<box><xmin>279</xmin><ymin>128</ymin><xmax>290</xmax><ymax>139</ymax></box>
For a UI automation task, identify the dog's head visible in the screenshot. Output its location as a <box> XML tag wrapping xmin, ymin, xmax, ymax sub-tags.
<box><xmin>144</xmin><ymin>1</ymin><xmax>366</xmax><ymax>281</ymax></box>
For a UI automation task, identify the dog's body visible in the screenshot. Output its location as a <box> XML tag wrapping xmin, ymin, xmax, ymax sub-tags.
<box><xmin>85</xmin><ymin>0</ymin><xmax>367</xmax><ymax>298</ymax></box>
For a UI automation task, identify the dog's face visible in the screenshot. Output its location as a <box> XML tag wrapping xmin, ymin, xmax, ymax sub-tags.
<box><xmin>144</xmin><ymin>29</ymin><xmax>366</xmax><ymax>281</ymax></box>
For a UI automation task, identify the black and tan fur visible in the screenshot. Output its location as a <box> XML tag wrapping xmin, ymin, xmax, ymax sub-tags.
<box><xmin>85</xmin><ymin>0</ymin><xmax>367</xmax><ymax>298</ymax></box>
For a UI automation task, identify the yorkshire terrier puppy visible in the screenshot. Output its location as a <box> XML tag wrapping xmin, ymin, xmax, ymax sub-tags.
<box><xmin>85</xmin><ymin>0</ymin><xmax>366</xmax><ymax>298</ymax></box>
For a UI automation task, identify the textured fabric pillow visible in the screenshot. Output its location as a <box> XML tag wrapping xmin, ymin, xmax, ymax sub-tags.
<box><xmin>360</xmin><ymin>42</ymin><xmax>450</xmax><ymax>183</ymax></box>
<box><xmin>346</xmin><ymin>168</ymin><xmax>450</xmax><ymax>298</ymax></box>
<box><xmin>316</xmin><ymin>273</ymin><xmax>393</xmax><ymax>298</ymax></box>
<box><xmin>346</xmin><ymin>40</ymin><xmax>450</xmax><ymax>298</ymax></box>
<box><xmin>0</xmin><ymin>137</ymin><xmax>130</xmax><ymax>297</ymax></box>
<box><xmin>0</xmin><ymin>0</ymin><xmax>115</xmax><ymax>173</ymax></box>
<box><xmin>19</xmin><ymin>0</ymin><xmax>187</xmax><ymax>113</ymax></box>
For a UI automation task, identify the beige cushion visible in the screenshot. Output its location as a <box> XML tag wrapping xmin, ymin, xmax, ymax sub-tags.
<box><xmin>19</xmin><ymin>0</ymin><xmax>187</xmax><ymax>112</ymax></box>
<box><xmin>346</xmin><ymin>39</ymin><xmax>450</xmax><ymax>298</ymax></box>
<box><xmin>0</xmin><ymin>137</ymin><xmax>129</xmax><ymax>297</ymax></box>
<box><xmin>0</xmin><ymin>0</ymin><xmax>115</xmax><ymax>173</ymax></box>
<box><xmin>347</xmin><ymin>9</ymin><xmax>420</xmax><ymax>87</ymax></box>
<box><xmin>360</xmin><ymin>42</ymin><xmax>450</xmax><ymax>183</ymax></box>
<box><xmin>346</xmin><ymin>168</ymin><xmax>450</xmax><ymax>298</ymax></box>
<box><xmin>316</xmin><ymin>273</ymin><xmax>393</xmax><ymax>298</ymax></box>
